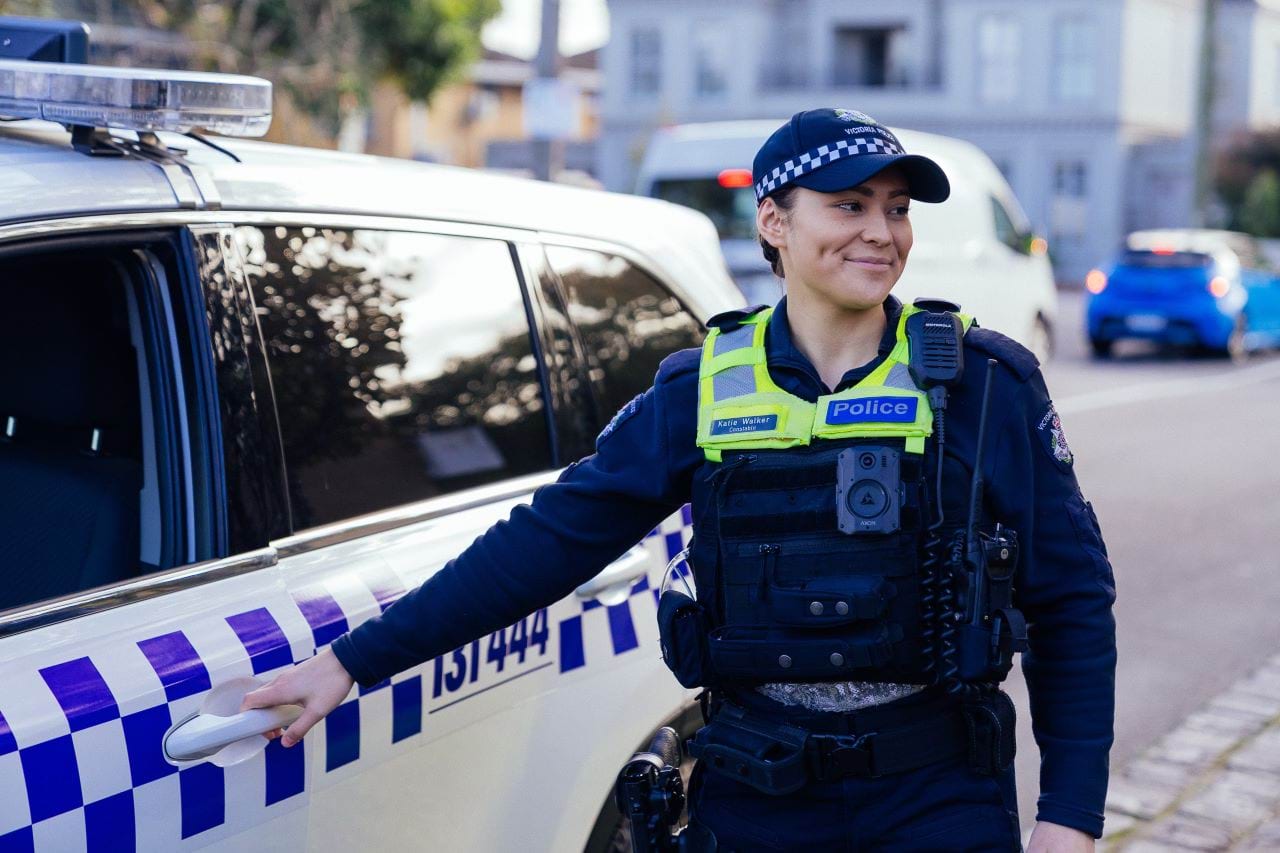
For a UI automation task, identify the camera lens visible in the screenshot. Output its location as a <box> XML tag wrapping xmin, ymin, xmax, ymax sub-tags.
<box><xmin>859</xmin><ymin>453</ymin><xmax>876</xmax><ymax>469</ymax></box>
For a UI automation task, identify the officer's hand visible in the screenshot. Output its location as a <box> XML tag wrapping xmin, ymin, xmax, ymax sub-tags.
<box><xmin>240</xmin><ymin>647</ymin><xmax>355</xmax><ymax>748</ymax></box>
<box><xmin>1026</xmin><ymin>821</ymin><xmax>1094</xmax><ymax>852</ymax></box>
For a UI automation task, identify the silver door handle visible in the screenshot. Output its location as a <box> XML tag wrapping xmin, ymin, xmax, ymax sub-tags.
<box><xmin>164</xmin><ymin>705</ymin><xmax>303</xmax><ymax>762</ymax></box>
<box><xmin>575</xmin><ymin>546</ymin><xmax>651</xmax><ymax>602</ymax></box>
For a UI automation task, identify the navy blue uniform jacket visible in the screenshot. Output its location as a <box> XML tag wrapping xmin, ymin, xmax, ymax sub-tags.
<box><xmin>332</xmin><ymin>294</ymin><xmax>1118</xmax><ymax>838</ymax></box>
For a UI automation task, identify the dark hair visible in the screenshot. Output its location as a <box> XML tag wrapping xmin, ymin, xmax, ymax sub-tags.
<box><xmin>758</xmin><ymin>185</ymin><xmax>800</xmax><ymax>278</ymax></box>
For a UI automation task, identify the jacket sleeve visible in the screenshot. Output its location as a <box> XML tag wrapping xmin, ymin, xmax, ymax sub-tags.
<box><xmin>330</xmin><ymin>354</ymin><xmax>702</xmax><ymax>686</ymax></box>
<box><xmin>989</xmin><ymin>369</ymin><xmax>1118</xmax><ymax>839</ymax></box>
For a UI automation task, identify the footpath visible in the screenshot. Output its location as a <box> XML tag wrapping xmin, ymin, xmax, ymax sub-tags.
<box><xmin>1099</xmin><ymin>651</ymin><xmax>1280</xmax><ymax>851</ymax></box>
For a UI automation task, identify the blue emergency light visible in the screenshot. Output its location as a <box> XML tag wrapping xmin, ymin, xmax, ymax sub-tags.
<box><xmin>0</xmin><ymin>16</ymin><xmax>271</xmax><ymax>137</ymax></box>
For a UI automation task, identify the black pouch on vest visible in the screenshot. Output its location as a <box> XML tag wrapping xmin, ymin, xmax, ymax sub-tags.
<box><xmin>961</xmin><ymin>690</ymin><xmax>1017</xmax><ymax>775</ymax></box>
<box><xmin>657</xmin><ymin>589</ymin><xmax>714</xmax><ymax>689</ymax></box>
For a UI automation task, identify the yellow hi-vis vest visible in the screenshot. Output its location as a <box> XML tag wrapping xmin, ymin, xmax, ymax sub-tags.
<box><xmin>696</xmin><ymin>304</ymin><xmax>974</xmax><ymax>462</ymax></box>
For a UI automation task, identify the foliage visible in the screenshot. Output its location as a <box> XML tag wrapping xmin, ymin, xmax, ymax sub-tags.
<box><xmin>1238</xmin><ymin>169</ymin><xmax>1280</xmax><ymax>238</ymax></box>
<box><xmin>1213</xmin><ymin>128</ymin><xmax>1280</xmax><ymax>233</ymax></box>
<box><xmin>115</xmin><ymin>0</ymin><xmax>500</xmax><ymax>137</ymax></box>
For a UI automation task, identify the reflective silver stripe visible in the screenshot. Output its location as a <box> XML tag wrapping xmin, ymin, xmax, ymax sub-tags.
<box><xmin>883</xmin><ymin>362</ymin><xmax>917</xmax><ymax>392</ymax></box>
<box><xmin>713</xmin><ymin>364</ymin><xmax>757</xmax><ymax>399</ymax></box>
<box><xmin>712</xmin><ymin>323</ymin><xmax>755</xmax><ymax>357</ymax></box>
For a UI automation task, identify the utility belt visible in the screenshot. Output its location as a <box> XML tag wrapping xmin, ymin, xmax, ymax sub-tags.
<box><xmin>686</xmin><ymin>687</ymin><xmax>1016</xmax><ymax>796</ymax></box>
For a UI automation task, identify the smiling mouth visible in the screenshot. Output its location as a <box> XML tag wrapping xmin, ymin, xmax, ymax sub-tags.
<box><xmin>845</xmin><ymin>258</ymin><xmax>894</xmax><ymax>268</ymax></box>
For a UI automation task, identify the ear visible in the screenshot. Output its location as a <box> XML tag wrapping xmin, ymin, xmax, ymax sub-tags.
<box><xmin>757</xmin><ymin>197</ymin><xmax>788</xmax><ymax>251</ymax></box>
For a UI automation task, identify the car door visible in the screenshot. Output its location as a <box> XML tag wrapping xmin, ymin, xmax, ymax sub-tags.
<box><xmin>0</xmin><ymin>224</ymin><xmax>316</xmax><ymax>853</ymax></box>
<box><xmin>228</xmin><ymin>220</ymin><xmax>696</xmax><ymax>852</ymax></box>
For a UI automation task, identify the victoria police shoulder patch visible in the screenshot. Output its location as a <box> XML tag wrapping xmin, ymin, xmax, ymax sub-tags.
<box><xmin>1036</xmin><ymin>402</ymin><xmax>1073</xmax><ymax>467</ymax></box>
<box><xmin>596</xmin><ymin>392</ymin><xmax>645</xmax><ymax>449</ymax></box>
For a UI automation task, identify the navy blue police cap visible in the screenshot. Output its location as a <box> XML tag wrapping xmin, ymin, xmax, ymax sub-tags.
<box><xmin>753</xmin><ymin>108</ymin><xmax>950</xmax><ymax>205</ymax></box>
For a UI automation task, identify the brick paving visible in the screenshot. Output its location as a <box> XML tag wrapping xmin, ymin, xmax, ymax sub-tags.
<box><xmin>1100</xmin><ymin>653</ymin><xmax>1280</xmax><ymax>851</ymax></box>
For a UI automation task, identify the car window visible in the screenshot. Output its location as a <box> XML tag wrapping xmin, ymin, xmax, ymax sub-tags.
<box><xmin>543</xmin><ymin>245</ymin><xmax>704</xmax><ymax>424</ymax></box>
<box><xmin>236</xmin><ymin>226</ymin><xmax>553</xmax><ymax>532</ymax></box>
<box><xmin>0</xmin><ymin>241</ymin><xmax>192</xmax><ymax>611</ymax></box>
<box><xmin>990</xmin><ymin>196</ymin><xmax>1027</xmax><ymax>254</ymax></box>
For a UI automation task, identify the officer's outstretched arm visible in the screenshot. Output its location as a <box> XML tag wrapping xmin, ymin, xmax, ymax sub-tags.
<box><xmin>242</xmin><ymin>351</ymin><xmax>702</xmax><ymax>744</ymax></box>
<box><xmin>990</xmin><ymin>367</ymin><xmax>1117</xmax><ymax>841</ymax></box>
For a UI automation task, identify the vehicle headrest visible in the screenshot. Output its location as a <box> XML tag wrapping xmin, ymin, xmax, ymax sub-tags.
<box><xmin>0</xmin><ymin>259</ymin><xmax>140</xmax><ymax>434</ymax></box>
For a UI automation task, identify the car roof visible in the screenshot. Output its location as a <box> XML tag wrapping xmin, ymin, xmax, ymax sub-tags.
<box><xmin>0</xmin><ymin>120</ymin><xmax>740</xmax><ymax>310</ymax></box>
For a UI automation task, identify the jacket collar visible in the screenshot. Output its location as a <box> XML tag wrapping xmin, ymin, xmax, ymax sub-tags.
<box><xmin>764</xmin><ymin>293</ymin><xmax>904</xmax><ymax>398</ymax></box>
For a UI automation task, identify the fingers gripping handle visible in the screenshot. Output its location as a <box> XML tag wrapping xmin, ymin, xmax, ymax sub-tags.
<box><xmin>164</xmin><ymin>704</ymin><xmax>304</xmax><ymax>762</ymax></box>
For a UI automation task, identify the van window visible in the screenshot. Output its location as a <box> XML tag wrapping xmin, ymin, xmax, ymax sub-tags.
<box><xmin>650</xmin><ymin>179</ymin><xmax>757</xmax><ymax>241</ymax></box>
<box><xmin>0</xmin><ymin>242</ymin><xmax>191</xmax><ymax>611</ymax></box>
<box><xmin>237</xmin><ymin>226</ymin><xmax>553</xmax><ymax>532</ymax></box>
<box><xmin>543</xmin><ymin>245</ymin><xmax>703</xmax><ymax>424</ymax></box>
<box><xmin>991</xmin><ymin>196</ymin><xmax>1029</xmax><ymax>255</ymax></box>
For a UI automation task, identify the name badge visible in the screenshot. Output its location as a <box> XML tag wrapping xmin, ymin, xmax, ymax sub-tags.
<box><xmin>710</xmin><ymin>414</ymin><xmax>778</xmax><ymax>436</ymax></box>
<box><xmin>825</xmin><ymin>397</ymin><xmax>917</xmax><ymax>425</ymax></box>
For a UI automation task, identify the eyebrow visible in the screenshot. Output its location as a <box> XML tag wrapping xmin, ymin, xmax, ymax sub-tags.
<box><xmin>837</xmin><ymin>186</ymin><xmax>912</xmax><ymax>199</ymax></box>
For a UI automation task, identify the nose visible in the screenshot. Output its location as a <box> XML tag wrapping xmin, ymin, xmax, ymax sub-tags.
<box><xmin>858</xmin><ymin>208</ymin><xmax>892</xmax><ymax>246</ymax></box>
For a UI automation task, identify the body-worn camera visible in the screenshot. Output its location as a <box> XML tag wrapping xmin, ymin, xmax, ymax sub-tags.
<box><xmin>836</xmin><ymin>445</ymin><xmax>901</xmax><ymax>535</ymax></box>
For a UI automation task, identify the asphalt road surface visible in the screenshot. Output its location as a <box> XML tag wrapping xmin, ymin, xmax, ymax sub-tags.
<box><xmin>1003</xmin><ymin>289</ymin><xmax>1280</xmax><ymax>834</ymax></box>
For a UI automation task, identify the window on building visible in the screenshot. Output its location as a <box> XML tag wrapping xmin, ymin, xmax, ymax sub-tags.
<box><xmin>238</xmin><ymin>226</ymin><xmax>552</xmax><ymax>531</ymax></box>
<box><xmin>760</xmin><ymin>13</ymin><xmax>810</xmax><ymax>90</ymax></box>
<box><xmin>694</xmin><ymin>26</ymin><xmax>731</xmax><ymax>97</ymax></box>
<box><xmin>1054</xmin><ymin>161</ymin><xmax>1088</xmax><ymax>198</ymax></box>
<box><xmin>832</xmin><ymin>26</ymin><xmax>908</xmax><ymax>87</ymax></box>
<box><xmin>1051</xmin><ymin>160</ymin><xmax>1089</xmax><ymax>241</ymax></box>
<box><xmin>631</xmin><ymin>27</ymin><xmax>662</xmax><ymax>96</ymax></box>
<box><xmin>1054</xmin><ymin>17</ymin><xmax>1097</xmax><ymax>103</ymax></box>
<box><xmin>976</xmin><ymin>16</ymin><xmax>1020</xmax><ymax>103</ymax></box>
<box><xmin>543</xmin><ymin>246</ymin><xmax>703</xmax><ymax>427</ymax></box>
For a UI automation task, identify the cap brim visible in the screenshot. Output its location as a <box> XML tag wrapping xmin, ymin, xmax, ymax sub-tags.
<box><xmin>790</xmin><ymin>153</ymin><xmax>950</xmax><ymax>203</ymax></box>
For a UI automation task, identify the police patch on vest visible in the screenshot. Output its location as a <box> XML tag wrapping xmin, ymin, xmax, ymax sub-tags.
<box><xmin>710</xmin><ymin>414</ymin><xmax>778</xmax><ymax>436</ymax></box>
<box><xmin>597</xmin><ymin>392</ymin><xmax>644</xmax><ymax>447</ymax></box>
<box><xmin>1037</xmin><ymin>402</ymin><xmax>1073</xmax><ymax>466</ymax></box>
<box><xmin>825</xmin><ymin>397</ymin><xmax>917</xmax><ymax>425</ymax></box>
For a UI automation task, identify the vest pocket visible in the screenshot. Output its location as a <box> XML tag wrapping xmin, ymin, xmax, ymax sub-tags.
<box><xmin>766</xmin><ymin>576</ymin><xmax>896</xmax><ymax>627</ymax></box>
<box><xmin>707</xmin><ymin>623</ymin><xmax>902</xmax><ymax>680</ymax></box>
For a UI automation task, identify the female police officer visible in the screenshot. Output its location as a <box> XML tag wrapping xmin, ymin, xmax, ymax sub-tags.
<box><xmin>243</xmin><ymin>108</ymin><xmax>1116</xmax><ymax>852</ymax></box>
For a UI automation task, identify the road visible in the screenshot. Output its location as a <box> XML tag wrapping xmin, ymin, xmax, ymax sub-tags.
<box><xmin>1003</xmin><ymin>289</ymin><xmax>1280</xmax><ymax>834</ymax></box>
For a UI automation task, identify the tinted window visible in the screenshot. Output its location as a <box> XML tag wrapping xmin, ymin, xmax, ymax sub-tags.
<box><xmin>237</xmin><ymin>226</ymin><xmax>552</xmax><ymax>531</ymax></box>
<box><xmin>1119</xmin><ymin>250</ymin><xmax>1212</xmax><ymax>269</ymax></box>
<box><xmin>544</xmin><ymin>245</ymin><xmax>703</xmax><ymax>422</ymax></box>
<box><xmin>0</xmin><ymin>243</ymin><xmax>188</xmax><ymax>610</ymax></box>
<box><xmin>651</xmin><ymin>179</ymin><xmax>757</xmax><ymax>240</ymax></box>
<box><xmin>991</xmin><ymin>196</ymin><xmax>1026</xmax><ymax>254</ymax></box>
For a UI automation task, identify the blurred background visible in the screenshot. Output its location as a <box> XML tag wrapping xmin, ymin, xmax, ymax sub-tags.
<box><xmin>14</xmin><ymin>0</ymin><xmax>1280</xmax><ymax>290</ymax></box>
<box><xmin>7</xmin><ymin>1</ymin><xmax>1280</xmax><ymax>848</ymax></box>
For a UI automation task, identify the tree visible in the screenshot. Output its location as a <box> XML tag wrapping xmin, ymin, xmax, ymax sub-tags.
<box><xmin>1239</xmin><ymin>169</ymin><xmax>1280</xmax><ymax>238</ymax></box>
<box><xmin>1213</xmin><ymin>128</ymin><xmax>1280</xmax><ymax>232</ymax></box>
<box><xmin>115</xmin><ymin>0</ymin><xmax>500</xmax><ymax>142</ymax></box>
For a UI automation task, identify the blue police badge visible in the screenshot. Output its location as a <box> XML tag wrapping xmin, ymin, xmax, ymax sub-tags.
<box><xmin>1037</xmin><ymin>402</ymin><xmax>1073</xmax><ymax>466</ymax></box>
<box><xmin>596</xmin><ymin>392</ymin><xmax>644</xmax><ymax>448</ymax></box>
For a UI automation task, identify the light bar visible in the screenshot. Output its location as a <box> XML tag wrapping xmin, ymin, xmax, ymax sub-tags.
<box><xmin>0</xmin><ymin>58</ymin><xmax>271</xmax><ymax>137</ymax></box>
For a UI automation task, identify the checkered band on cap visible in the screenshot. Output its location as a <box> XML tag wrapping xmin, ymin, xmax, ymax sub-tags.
<box><xmin>754</xmin><ymin>136</ymin><xmax>906</xmax><ymax>202</ymax></box>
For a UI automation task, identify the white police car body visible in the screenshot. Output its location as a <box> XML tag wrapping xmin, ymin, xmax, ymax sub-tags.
<box><xmin>0</xmin><ymin>34</ymin><xmax>741</xmax><ymax>852</ymax></box>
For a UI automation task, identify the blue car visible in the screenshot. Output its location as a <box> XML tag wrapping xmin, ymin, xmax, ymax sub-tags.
<box><xmin>1086</xmin><ymin>229</ymin><xmax>1280</xmax><ymax>358</ymax></box>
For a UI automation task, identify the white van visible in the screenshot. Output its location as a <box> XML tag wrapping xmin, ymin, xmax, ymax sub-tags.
<box><xmin>636</xmin><ymin>120</ymin><xmax>1059</xmax><ymax>361</ymax></box>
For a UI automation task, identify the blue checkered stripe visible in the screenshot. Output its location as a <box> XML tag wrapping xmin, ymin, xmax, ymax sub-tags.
<box><xmin>754</xmin><ymin>136</ymin><xmax>905</xmax><ymax>201</ymax></box>
<box><xmin>558</xmin><ymin>504</ymin><xmax>692</xmax><ymax>673</ymax></box>
<box><xmin>0</xmin><ymin>603</ymin><xmax>314</xmax><ymax>852</ymax></box>
<box><xmin>0</xmin><ymin>505</ymin><xmax>694</xmax><ymax>851</ymax></box>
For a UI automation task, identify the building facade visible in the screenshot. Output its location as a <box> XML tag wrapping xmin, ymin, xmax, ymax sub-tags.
<box><xmin>600</xmin><ymin>0</ymin><xmax>1280</xmax><ymax>283</ymax></box>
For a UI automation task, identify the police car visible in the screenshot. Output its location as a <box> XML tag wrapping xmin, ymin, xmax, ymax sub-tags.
<box><xmin>0</xmin><ymin>20</ymin><xmax>742</xmax><ymax>852</ymax></box>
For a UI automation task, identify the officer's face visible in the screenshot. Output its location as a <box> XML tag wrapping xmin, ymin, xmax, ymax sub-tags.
<box><xmin>763</xmin><ymin>167</ymin><xmax>913</xmax><ymax>310</ymax></box>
